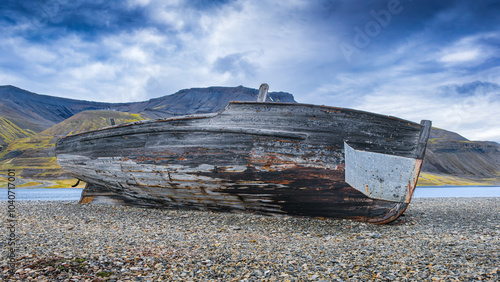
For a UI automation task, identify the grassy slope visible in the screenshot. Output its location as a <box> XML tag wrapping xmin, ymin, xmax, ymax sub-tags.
<box><xmin>0</xmin><ymin>116</ymin><xmax>36</xmax><ymax>145</ymax></box>
<box><xmin>41</xmin><ymin>111</ymin><xmax>143</xmax><ymax>136</ymax></box>
<box><xmin>417</xmin><ymin>172</ymin><xmax>499</xmax><ymax>186</ymax></box>
<box><xmin>0</xmin><ymin>111</ymin><xmax>145</xmax><ymax>187</ymax></box>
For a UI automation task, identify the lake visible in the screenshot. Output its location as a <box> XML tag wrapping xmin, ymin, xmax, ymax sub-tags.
<box><xmin>413</xmin><ymin>186</ymin><xmax>500</xmax><ymax>198</ymax></box>
<box><xmin>2</xmin><ymin>188</ymin><xmax>84</xmax><ymax>201</ymax></box>
<box><xmin>1</xmin><ymin>186</ymin><xmax>500</xmax><ymax>201</ymax></box>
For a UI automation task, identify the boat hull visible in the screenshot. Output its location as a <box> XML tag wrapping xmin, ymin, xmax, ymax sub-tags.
<box><xmin>56</xmin><ymin>102</ymin><xmax>431</xmax><ymax>223</ymax></box>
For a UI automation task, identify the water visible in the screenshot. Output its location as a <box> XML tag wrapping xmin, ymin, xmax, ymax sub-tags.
<box><xmin>1</xmin><ymin>186</ymin><xmax>499</xmax><ymax>201</ymax></box>
<box><xmin>414</xmin><ymin>186</ymin><xmax>500</xmax><ymax>198</ymax></box>
<box><xmin>1</xmin><ymin>188</ymin><xmax>84</xmax><ymax>201</ymax></box>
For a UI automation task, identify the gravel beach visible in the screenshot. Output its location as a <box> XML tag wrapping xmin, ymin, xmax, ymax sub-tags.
<box><xmin>1</xmin><ymin>198</ymin><xmax>499</xmax><ymax>281</ymax></box>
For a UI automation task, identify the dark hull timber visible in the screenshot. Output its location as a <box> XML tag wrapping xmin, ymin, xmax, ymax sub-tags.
<box><xmin>56</xmin><ymin>101</ymin><xmax>431</xmax><ymax>224</ymax></box>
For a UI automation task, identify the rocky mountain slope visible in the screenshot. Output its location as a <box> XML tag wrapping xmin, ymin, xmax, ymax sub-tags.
<box><xmin>419</xmin><ymin>128</ymin><xmax>500</xmax><ymax>185</ymax></box>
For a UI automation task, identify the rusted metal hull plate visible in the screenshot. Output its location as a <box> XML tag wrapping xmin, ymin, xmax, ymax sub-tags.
<box><xmin>56</xmin><ymin>102</ymin><xmax>431</xmax><ymax>224</ymax></box>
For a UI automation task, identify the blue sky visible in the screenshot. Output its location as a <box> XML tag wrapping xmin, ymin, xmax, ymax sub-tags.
<box><xmin>0</xmin><ymin>0</ymin><xmax>499</xmax><ymax>142</ymax></box>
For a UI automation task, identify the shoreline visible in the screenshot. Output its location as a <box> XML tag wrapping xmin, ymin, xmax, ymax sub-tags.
<box><xmin>1</xmin><ymin>198</ymin><xmax>499</xmax><ymax>281</ymax></box>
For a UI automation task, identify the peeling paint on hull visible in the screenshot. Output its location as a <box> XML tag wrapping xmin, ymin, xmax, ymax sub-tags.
<box><xmin>56</xmin><ymin>102</ymin><xmax>431</xmax><ymax>224</ymax></box>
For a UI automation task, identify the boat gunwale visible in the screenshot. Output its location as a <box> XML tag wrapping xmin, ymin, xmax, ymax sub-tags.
<box><xmin>58</xmin><ymin>101</ymin><xmax>425</xmax><ymax>140</ymax></box>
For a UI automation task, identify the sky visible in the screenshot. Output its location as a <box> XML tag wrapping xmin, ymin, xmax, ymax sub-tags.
<box><xmin>0</xmin><ymin>0</ymin><xmax>499</xmax><ymax>142</ymax></box>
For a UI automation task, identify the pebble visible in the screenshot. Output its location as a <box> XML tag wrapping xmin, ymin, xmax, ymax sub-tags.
<box><xmin>0</xmin><ymin>198</ymin><xmax>499</xmax><ymax>281</ymax></box>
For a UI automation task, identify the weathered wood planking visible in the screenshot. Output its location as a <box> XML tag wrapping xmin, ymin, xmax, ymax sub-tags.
<box><xmin>56</xmin><ymin>102</ymin><xmax>431</xmax><ymax>224</ymax></box>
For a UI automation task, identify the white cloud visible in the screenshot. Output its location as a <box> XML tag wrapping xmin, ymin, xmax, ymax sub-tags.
<box><xmin>438</xmin><ymin>34</ymin><xmax>495</xmax><ymax>66</ymax></box>
<box><xmin>121</xmin><ymin>46</ymin><xmax>149</xmax><ymax>64</ymax></box>
<box><xmin>17</xmin><ymin>45</ymin><xmax>58</xmax><ymax>64</ymax></box>
<box><xmin>126</xmin><ymin>0</ymin><xmax>152</xmax><ymax>8</ymax></box>
<box><xmin>440</xmin><ymin>49</ymin><xmax>480</xmax><ymax>63</ymax></box>
<box><xmin>68</xmin><ymin>62</ymin><xmax>117</xmax><ymax>81</ymax></box>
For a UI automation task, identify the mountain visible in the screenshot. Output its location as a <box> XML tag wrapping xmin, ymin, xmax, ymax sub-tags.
<box><xmin>0</xmin><ymin>86</ymin><xmax>113</xmax><ymax>133</ymax></box>
<box><xmin>418</xmin><ymin>128</ymin><xmax>500</xmax><ymax>186</ymax></box>
<box><xmin>0</xmin><ymin>85</ymin><xmax>296</xmax><ymax>133</ymax></box>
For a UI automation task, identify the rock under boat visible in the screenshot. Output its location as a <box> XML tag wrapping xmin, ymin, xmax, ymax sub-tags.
<box><xmin>56</xmin><ymin>84</ymin><xmax>431</xmax><ymax>224</ymax></box>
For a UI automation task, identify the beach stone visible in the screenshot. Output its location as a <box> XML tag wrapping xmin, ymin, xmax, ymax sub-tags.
<box><xmin>0</xmin><ymin>198</ymin><xmax>498</xmax><ymax>281</ymax></box>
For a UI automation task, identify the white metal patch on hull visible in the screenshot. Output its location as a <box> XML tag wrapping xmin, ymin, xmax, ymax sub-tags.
<box><xmin>344</xmin><ymin>142</ymin><xmax>422</xmax><ymax>203</ymax></box>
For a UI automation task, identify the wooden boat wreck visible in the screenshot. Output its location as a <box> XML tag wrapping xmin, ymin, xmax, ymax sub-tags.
<box><xmin>56</xmin><ymin>84</ymin><xmax>431</xmax><ymax>224</ymax></box>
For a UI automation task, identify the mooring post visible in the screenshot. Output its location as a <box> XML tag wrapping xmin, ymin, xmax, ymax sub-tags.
<box><xmin>257</xmin><ymin>83</ymin><xmax>269</xmax><ymax>102</ymax></box>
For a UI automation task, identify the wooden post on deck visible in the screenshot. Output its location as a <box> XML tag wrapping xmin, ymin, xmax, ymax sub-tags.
<box><xmin>257</xmin><ymin>83</ymin><xmax>269</xmax><ymax>102</ymax></box>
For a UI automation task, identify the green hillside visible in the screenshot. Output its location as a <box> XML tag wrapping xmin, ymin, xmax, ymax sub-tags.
<box><xmin>0</xmin><ymin>116</ymin><xmax>36</xmax><ymax>147</ymax></box>
<box><xmin>0</xmin><ymin>110</ymin><xmax>146</xmax><ymax>186</ymax></box>
<box><xmin>41</xmin><ymin>110</ymin><xmax>144</xmax><ymax>136</ymax></box>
